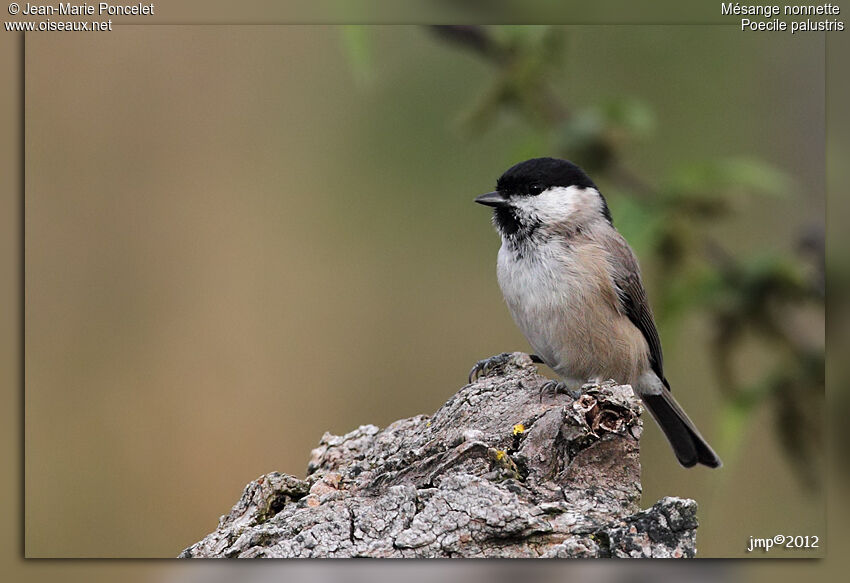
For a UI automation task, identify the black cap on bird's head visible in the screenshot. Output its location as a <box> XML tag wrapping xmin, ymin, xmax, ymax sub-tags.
<box><xmin>496</xmin><ymin>157</ymin><xmax>597</xmax><ymax>195</ymax></box>
<box><xmin>475</xmin><ymin>157</ymin><xmax>613</xmax><ymax>237</ymax></box>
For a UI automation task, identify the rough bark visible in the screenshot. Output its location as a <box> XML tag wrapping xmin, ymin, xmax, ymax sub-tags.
<box><xmin>179</xmin><ymin>352</ymin><xmax>698</xmax><ymax>558</ymax></box>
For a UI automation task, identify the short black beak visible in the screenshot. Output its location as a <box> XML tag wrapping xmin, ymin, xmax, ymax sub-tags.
<box><xmin>474</xmin><ymin>191</ymin><xmax>507</xmax><ymax>208</ymax></box>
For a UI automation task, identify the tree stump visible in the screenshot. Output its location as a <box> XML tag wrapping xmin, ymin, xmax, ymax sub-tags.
<box><xmin>179</xmin><ymin>353</ymin><xmax>698</xmax><ymax>558</ymax></box>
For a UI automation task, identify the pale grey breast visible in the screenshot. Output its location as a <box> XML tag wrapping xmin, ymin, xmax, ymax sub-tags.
<box><xmin>496</xmin><ymin>236</ymin><xmax>649</xmax><ymax>385</ymax></box>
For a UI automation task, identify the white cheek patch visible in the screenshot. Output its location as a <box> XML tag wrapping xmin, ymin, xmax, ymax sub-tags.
<box><xmin>512</xmin><ymin>186</ymin><xmax>593</xmax><ymax>223</ymax></box>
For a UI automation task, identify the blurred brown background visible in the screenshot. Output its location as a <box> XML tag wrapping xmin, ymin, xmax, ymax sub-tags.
<box><xmin>24</xmin><ymin>25</ymin><xmax>823</xmax><ymax>558</ymax></box>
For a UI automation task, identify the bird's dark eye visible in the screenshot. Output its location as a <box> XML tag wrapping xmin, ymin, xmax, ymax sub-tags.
<box><xmin>527</xmin><ymin>184</ymin><xmax>544</xmax><ymax>196</ymax></box>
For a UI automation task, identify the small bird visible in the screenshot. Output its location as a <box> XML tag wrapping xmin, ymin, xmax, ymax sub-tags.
<box><xmin>472</xmin><ymin>157</ymin><xmax>721</xmax><ymax>468</ymax></box>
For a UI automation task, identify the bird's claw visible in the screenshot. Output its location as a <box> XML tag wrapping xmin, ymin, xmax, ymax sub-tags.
<box><xmin>468</xmin><ymin>352</ymin><xmax>514</xmax><ymax>384</ymax></box>
<box><xmin>539</xmin><ymin>380</ymin><xmax>581</xmax><ymax>403</ymax></box>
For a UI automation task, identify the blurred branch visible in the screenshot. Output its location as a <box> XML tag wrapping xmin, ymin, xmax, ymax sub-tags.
<box><xmin>429</xmin><ymin>25</ymin><xmax>510</xmax><ymax>64</ymax></box>
<box><xmin>430</xmin><ymin>25</ymin><xmax>571</xmax><ymax>124</ymax></box>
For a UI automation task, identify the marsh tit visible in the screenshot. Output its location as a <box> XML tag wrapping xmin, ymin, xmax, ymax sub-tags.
<box><xmin>473</xmin><ymin>157</ymin><xmax>721</xmax><ymax>468</ymax></box>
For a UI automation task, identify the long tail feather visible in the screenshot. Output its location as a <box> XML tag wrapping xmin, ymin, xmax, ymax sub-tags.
<box><xmin>640</xmin><ymin>391</ymin><xmax>722</xmax><ymax>468</ymax></box>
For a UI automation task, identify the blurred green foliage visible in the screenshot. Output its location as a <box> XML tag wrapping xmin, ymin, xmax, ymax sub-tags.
<box><xmin>340</xmin><ymin>25</ymin><xmax>374</xmax><ymax>89</ymax></box>
<box><xmin>346</xmin><ymin>25</ymin><xmax>825</xmax><ymax>488</ymax></box>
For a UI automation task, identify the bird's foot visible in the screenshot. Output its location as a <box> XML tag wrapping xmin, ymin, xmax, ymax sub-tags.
<box><xmin>539</xmin><ymin>380</ymin><xmax>582</xmax><ymax>403</ymax></box>
<box><xmin>468</xmin><ymin>352</ymin><xmax>516</xmax><ymax>384</ymax></box>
